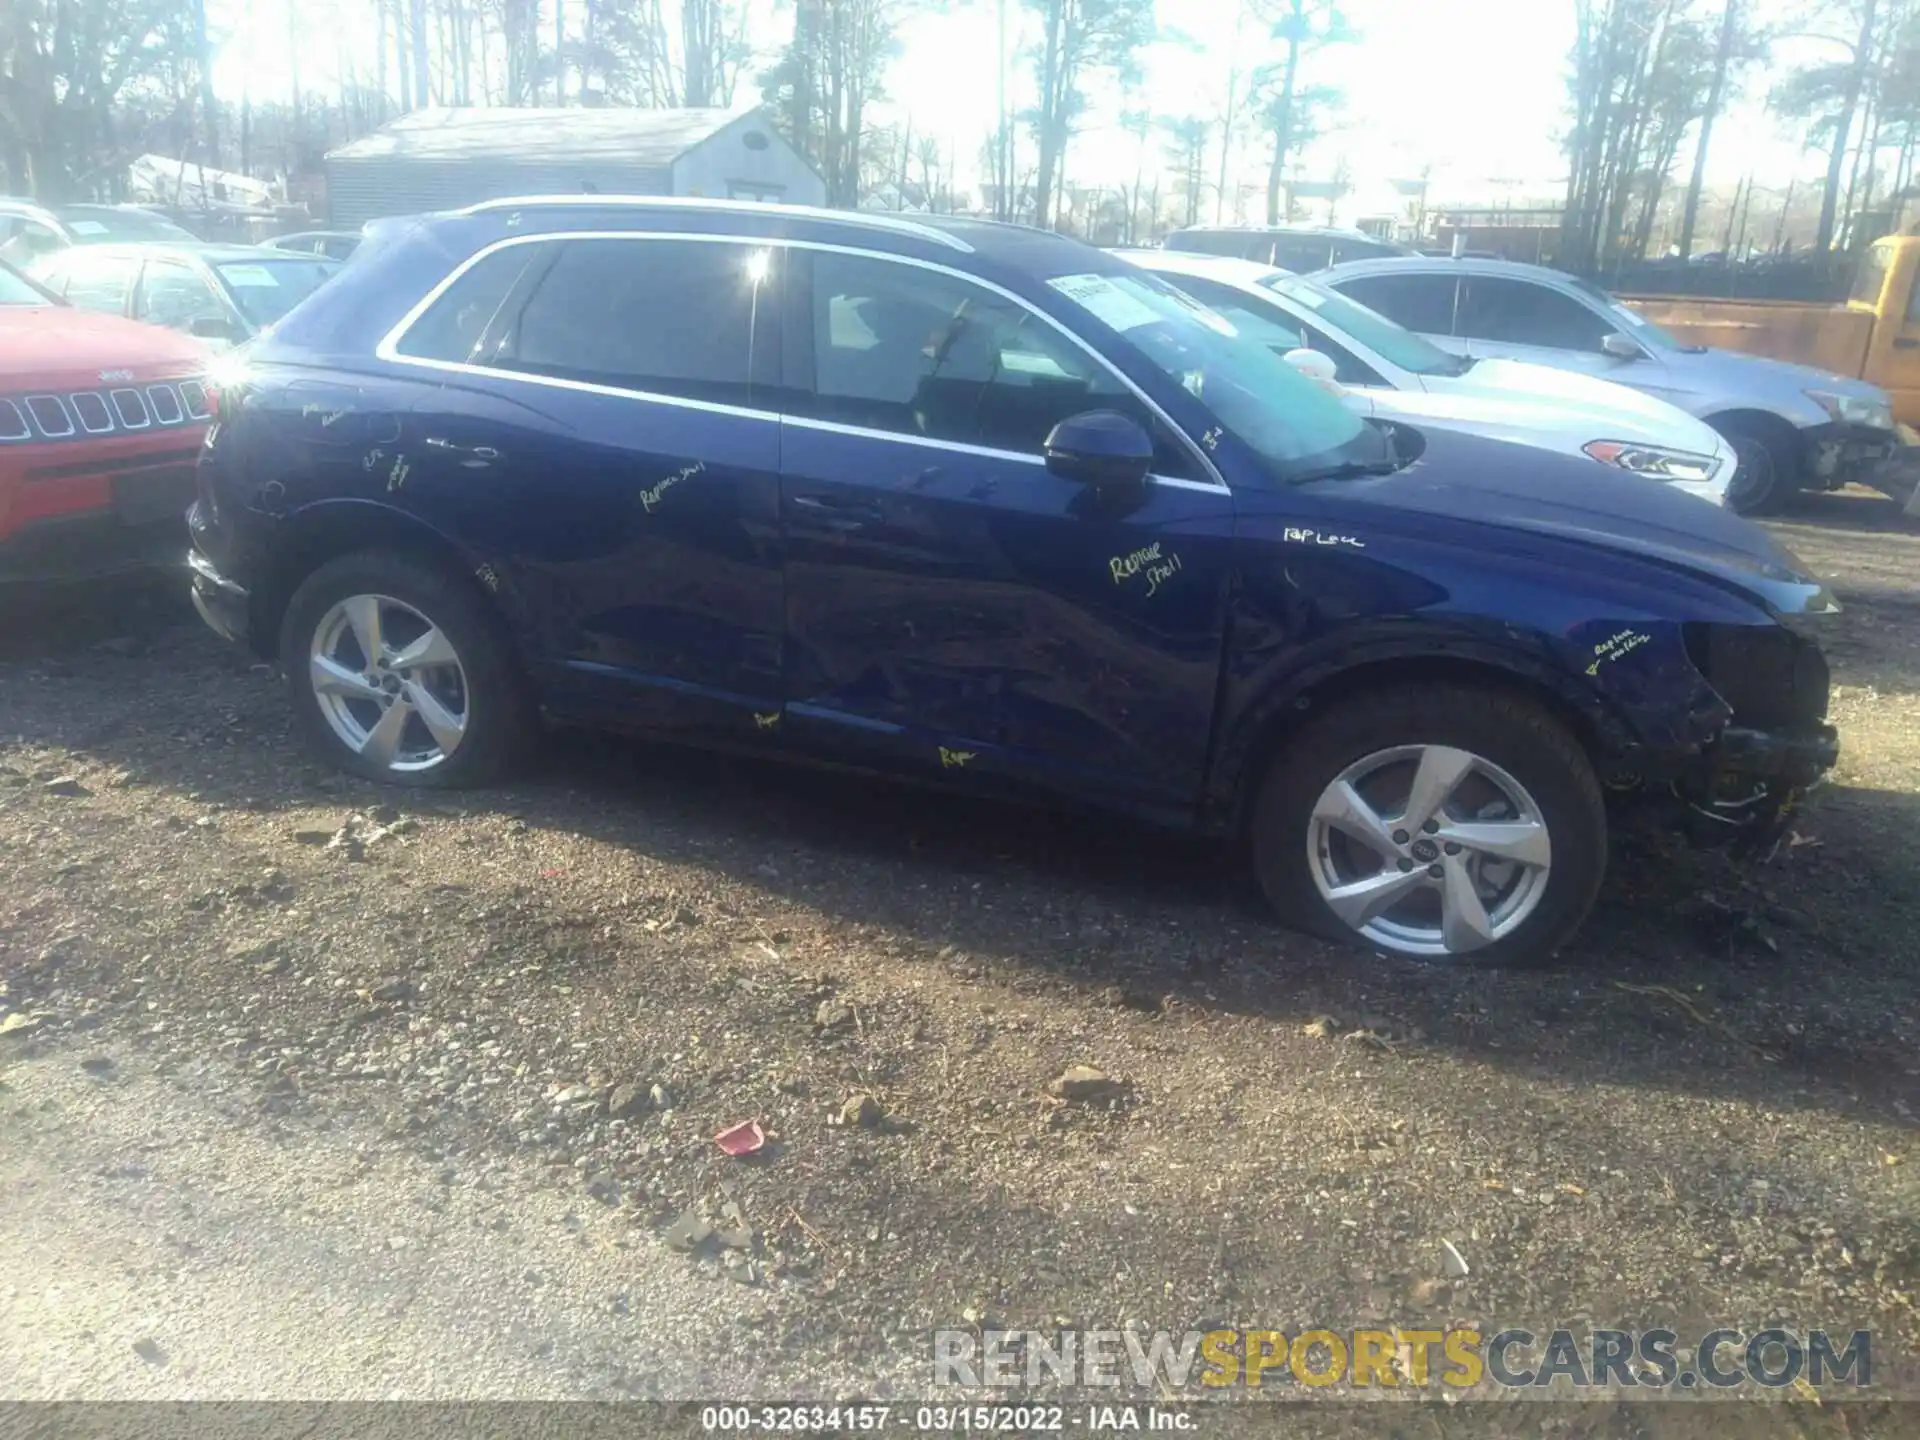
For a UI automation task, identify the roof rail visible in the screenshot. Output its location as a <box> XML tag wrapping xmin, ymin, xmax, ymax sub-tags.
<box><xmin>457</xmin><ymin>195</ymin><xmax>973</xmax><ymax>253</ymax></box>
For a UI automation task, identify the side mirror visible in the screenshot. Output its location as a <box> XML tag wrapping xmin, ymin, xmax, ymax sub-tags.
<box><xmin>1281</xmin><ymin>347</ymin><xmax>1344</xmax><ymax>395</ymax></box>
<box><xmin>1043</xmin><ymin>410</ymin><xmax>1155</xmax><ymax>489</ymax></box>
<box><xmin>1602</xmin><ymin>331</ymin><xmax>1646</xmax><ymax>361</ymax></box>
<box><xmin>189</xmin><ymin>315</ymin><xmax>242</xmax><ymax>341</ymax></box>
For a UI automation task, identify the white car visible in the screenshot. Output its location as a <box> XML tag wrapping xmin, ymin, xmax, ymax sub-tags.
<box><xmin>1119</xmin><ymin>249</ymin><xmax>1735</xmax><ymax>506</ymax></box>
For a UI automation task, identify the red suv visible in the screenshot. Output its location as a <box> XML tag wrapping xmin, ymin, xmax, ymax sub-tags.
<box><xmin>0</xmin><ymin>260</ymin><xmax>208</xmax><ymax>584</ymax></box>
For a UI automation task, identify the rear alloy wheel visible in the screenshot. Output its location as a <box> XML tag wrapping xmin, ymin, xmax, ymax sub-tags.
<box><xmin>309</xmin><ymin>593</ymin><xmax>471</xmax><ymax>774</ymax></box>
<box><xmin>1251</xmin><ymin>686</ymin><xmax>1607</xmax><ymax>966</ymax></box>
<box><xmin>281</xmin><ymin>551</ymin><xmax>531</xmax><ymax>786</ymax></box>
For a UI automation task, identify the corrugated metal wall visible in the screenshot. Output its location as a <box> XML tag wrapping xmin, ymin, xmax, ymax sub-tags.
<box><xmin>325</xmin><ymin>160</ymin><xmax>673</xmax><ymax>227</ymax></box>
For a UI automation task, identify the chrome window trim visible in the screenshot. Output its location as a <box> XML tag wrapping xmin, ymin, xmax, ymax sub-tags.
<box><xmin>25</xmin><ymin>395</ymin><xmax>74</xmax><ymax>438</ymax></box>
<box><xmin>110</xmin><ymin>388</ymin><xmax>151</xmax><ymax>429</ymax></box>
<box><xmin>376</xmin><ymin>231</ymin><xmax>1229</xmax><ymax>494</ymax></box>
<box><xmin>178</xmin><ymin>380</ymin><xmax>210</xmax><ymax>419</ymax></box>
<box><xmin>147</xmin><ymin>384</ymin><xmax>185</xmax><ymax>425</ymax></box>
<box><xmin>0</xmin><ymin>399</ymin><xmax>29</xmax><ymax>442</ymax></box>
<box><xmin>458</xmin><ymin>195</ymin><xmax>974</xmax><ymax>253</ymax></box>
<box><xmin>69</xmin><ymin>391</ymin><xmax>116</xmax><ymax>434</ymax></box>
<box><xmin>780</xmin><ymin>412</ymin><xmax>1220</xmax><ymax>493</ymax></box>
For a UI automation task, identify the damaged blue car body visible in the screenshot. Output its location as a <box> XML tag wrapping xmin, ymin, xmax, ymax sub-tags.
<box><xmin>186</xmin><ymin>198</ymin><xmax>1839</xmax><ymax>964</ymax></box>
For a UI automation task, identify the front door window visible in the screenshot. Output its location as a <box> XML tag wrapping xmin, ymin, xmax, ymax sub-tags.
<box><xmin>798</xmin><ymin>250</ymin><xmax>1193</xmax><ymax>474</ymax></box>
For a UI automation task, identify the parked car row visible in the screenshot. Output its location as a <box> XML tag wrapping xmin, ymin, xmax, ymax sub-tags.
<box><xmin>163</xmin><ymin>197</ymin><xmax>1839</xmax><ymax>971</ymax></box>
<box><xmin>1122</xmin><ymin>249</ymin><xmax>1736</xmax><ymax>506</ymax></box>
<box><xmin>0</xmin><ymin>199</ymin><xmax>1858</xmax><ymax>966</ymax></box>
<box><xmin>1308</xmin><ymin>253</ymin><xmax>1900</xmax><ymax>514</ymax></box>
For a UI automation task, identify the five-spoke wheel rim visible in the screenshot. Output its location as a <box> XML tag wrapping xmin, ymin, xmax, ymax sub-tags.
<box><xmin>1306</xmin><ymin>744</ymin><xmax>1553</xmax><ymax>958</ymax></box>
<box><xmin>310</xmin><ymin>593</ymin><xmax>470</xmax><ymax>773</ymax></box>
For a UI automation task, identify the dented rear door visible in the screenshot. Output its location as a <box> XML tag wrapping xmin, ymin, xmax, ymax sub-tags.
<box><xmin>381</xmin><ymin>232</ymin><xmax>787</xmax><ymax>742</ymax></box>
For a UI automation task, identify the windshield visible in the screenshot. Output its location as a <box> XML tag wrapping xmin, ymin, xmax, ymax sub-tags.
<box><xmin>56</xmin><ymin>206</ymin><xmax>197</xmax><ymax>243</ymax></box>
<box><xmin>1565</xmin><ymin>273</ymin><xmax>1686</xmax><ymax>351</ymax></box>
<box><xmin>1260</xmin><ymin>273</ymin><xmax>1465</xmax><ymax>376</ymax></box>
<box><xmin>214</xmin><ymin>258</ymin><xmax>340</xmax><ymax>327</ymax></box>
<box><xmin>0</xmin><ymin>263</ymin><xmax>52</xmax><ymax>305</ymax></box>
<box><xmin>1046</xmin><ymin>269</ymin><xmax>1384</xmax><ymax>480</ymax></box>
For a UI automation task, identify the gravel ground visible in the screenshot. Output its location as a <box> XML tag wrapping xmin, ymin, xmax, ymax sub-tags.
<box><xmin>2</xmin><ymin>490</ymin><xmax>1918</xmax><ymax>1437</ymax></box>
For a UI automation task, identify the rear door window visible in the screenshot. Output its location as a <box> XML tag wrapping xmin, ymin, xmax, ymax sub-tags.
<box><xmin>507</xmin><ymin>238</ymin><xmax>773</xmax><ymax>408</ymax></box>
<box><xmin>1332</xmin><ymin>271</ymin><xmax>1459</xmax><ymax>335</ymax></box>
<box><xmin>1455</xmin><ymin>276</ymin><xmax>1613</xmax><ymax>352</ymax></box>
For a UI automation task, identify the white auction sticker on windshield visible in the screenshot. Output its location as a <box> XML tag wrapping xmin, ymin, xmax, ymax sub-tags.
<box><xmin>221</xmin><ymin>265</ymin><xmax>281</xmax><ymax>287</ymax></box>
<box><xmin>66</xmin><ymin>220</ymin><xmax>108</xmax><ymax>235</ymax></box>
<box><xmin>1288</xmin><ymin>285</ymin><xmax>1329</xmax><ymax>310</ymax></box>
<box><xmin>1049</xmin><ymin>273</ymin><xmax>1162</xmax><ymax>332</ymax></box>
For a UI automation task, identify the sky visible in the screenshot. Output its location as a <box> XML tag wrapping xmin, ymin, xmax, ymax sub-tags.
<box><xmin>209</xmin><ymin>0</ymin><xmax>1853</xmax><ymax>219</ymax></box>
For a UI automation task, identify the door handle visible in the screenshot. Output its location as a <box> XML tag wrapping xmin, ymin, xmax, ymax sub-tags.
<box><xmin>791</xmin><ymin>493</ymin><xmax>882</xmax><ymax>521</ymax></box>
<box><xmin>423</xmin><ymin>436</ymin><xmax>501</xmax><ymax>468</ymax></box>
<box><xmin>1894</xmin><ymin>338</ymin><xmax>1920</xmax><ymax>350</ymax></box>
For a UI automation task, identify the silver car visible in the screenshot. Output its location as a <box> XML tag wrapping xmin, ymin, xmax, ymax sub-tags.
<box><xmin>1315</xmin><ymin>255</ymin><xmax>1900</xmax><ymax>514</ymax></box>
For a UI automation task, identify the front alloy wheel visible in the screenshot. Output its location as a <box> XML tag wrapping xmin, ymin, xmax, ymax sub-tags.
<box><xmin>1251</xmin><ymin>686</ymin><xmax>1607</xmax><ymax>966</ymax></box>
<box><xmin>1307</xmin><ymin>744</ymin><xmax>1552</xmax><ymax>957</ymax></box>
<box><xmin>310</xmin><ymin>593</ymin><xmax>470</xmax><ymax>773</ymax></box>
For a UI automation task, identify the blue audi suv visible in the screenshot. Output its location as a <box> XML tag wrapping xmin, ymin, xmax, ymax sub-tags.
<box><xmin>186</xmin><ymin>198</ymin><xmax>1839</xmax><ymax>965</ymax></box>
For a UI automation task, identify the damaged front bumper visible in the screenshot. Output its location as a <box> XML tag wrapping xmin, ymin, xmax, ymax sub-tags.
<box><xmin>1609</xmin><ymin>615</ymin><xmax>1840</xmax><ymax>853</ymax></box>
<box><xmin>1807</xmin><ymin>420</ymin><xmax>1901</xmax><ymax>491</ymax></box>
<box><xmin>1677</xmin><ymin>723</ymin><xmax>1840</xmax><ymax>852</ymax></box>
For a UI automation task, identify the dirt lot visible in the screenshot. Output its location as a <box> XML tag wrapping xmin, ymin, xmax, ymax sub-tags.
<box><xmin>2</xmin><ymin>491</ymin><xmax>1918</xmax><ymax>1437</ymax></box>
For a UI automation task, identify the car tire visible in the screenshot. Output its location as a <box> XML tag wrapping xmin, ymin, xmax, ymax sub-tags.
<box><xmin>279</xmin><ymin>550</ymin><xmax>533</xmax><ymax>788</ymax></box>
<box><xmin>1249</xmin><ymin>685</ymin><xmax>1608</xmax><ymax>967</ymax></box>
<box><xmin>1714</xmin><ymin>417</ymin><xmax>1801</xmax><ymax>516</ymax></box>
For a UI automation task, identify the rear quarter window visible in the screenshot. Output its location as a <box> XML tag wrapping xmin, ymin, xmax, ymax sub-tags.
<box><xmin>394</xmin><ymin>244</ymin><xmax>552</xmax><ymax>365</ymax></box>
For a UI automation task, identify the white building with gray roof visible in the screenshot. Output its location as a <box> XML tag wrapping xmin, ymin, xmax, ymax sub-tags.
<box><xmin>324</xmin><ymin>105</ymin><xmax>826</xmax><ymax>227</ymax></box>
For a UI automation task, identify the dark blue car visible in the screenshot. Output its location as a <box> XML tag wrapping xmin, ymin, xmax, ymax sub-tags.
<box><xmin>186</xmin><ymin>197</ymin><xmax>1840</xmax><ymax>965</ymax></box>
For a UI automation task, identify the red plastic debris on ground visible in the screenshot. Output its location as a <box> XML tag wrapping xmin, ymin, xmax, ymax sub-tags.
<box><xmin>713</xmin><ymin>1120</ymin><xmax>766</xmax><ymax>1156</ymax></box>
